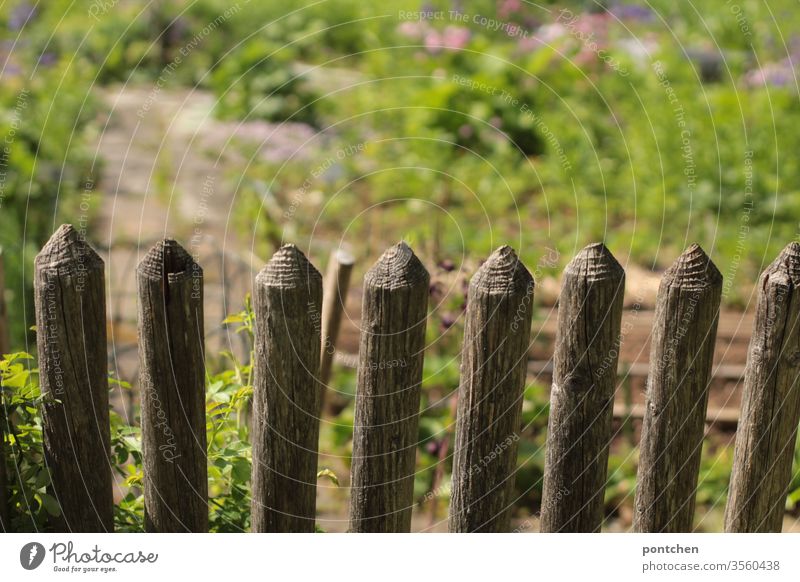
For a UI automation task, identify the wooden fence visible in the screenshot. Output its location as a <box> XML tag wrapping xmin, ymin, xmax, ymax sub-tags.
<box><xmin>2</xmin><ymin>223</ymin><xmax>800</xmax><ymax>533</ymax></box>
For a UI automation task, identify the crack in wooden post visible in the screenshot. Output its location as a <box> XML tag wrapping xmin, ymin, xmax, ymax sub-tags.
<box><xmin>137</xmin><ymin>239</ymin><xmax>207</xmax><ymax>532</ymax></box>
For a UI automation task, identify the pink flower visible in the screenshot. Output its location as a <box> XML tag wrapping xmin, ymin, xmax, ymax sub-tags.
<box><xmin>535</xmin><ymin>23</ymin><xmax>567</xmax><ymax>44</ymax></box>
<box><xmin>398</xmin><ymin>21</ymin><xmax>427</xmax><ymax>39</ymax></box>
<box><xmin>498</xmin><ymin>0</ymin><xmax>522</xmax><ymax>19</ymax></box>
<box><xmin>425</xmin><ymin>30</ymin><xmax>443</xmax><ymax>54</ymax></box>
<box><xmin>516</xmin><ymin>36</ymin><xmax>543</xmax><ymax>54</ymax></box>
<box><xmin>425</xmin><ymin>26</ymin><xmax>470</xmax><ymax>53</ymax></box>
<box><xmin>442</xmin><ymin>26</ymin><xmax>471</xmax><ymax>50</ymax></box>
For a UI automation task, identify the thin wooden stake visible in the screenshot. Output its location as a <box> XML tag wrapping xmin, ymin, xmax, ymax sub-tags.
<box><xmin>320</xmin><ymin>248</ymin><xmax>355</xmax><ymax>409</ymax></box>
<box><xmin>449</xmin><ymin>246</ymin><xmax>534</xmax><ymax>533</ymax></box>
<box><xmin>251</xmin><ymin>245</ymin><xmax>323</xmax><ymax>532</ymax></box>
<box><xmin>0</xmin><ymin>247</ymin><xmax>8</xmax><ymax>531</ymax></box>
<box><xmin>725</xmin><ymin>242</ymin><xmax>800</xmax><ymax>532</ymax></box>
<box><xmin>541</xmin><ymin>243</ymin><xmax>625</xmax><ymax>532</ymax></box>
<box><xmin>349</xmin><ymin>242</ymin><xmax>429</xmax><ymax>533</ymax></box>
<box><xmin>0</xmin><ymin>247</ymin><xmax>9</xmax><ymax>356</ymax></box>
<box><xmin>34</xmin><ymin>225</ymin><xmax>113</xmax><ymax>531</ymax></box>
<box><xmin>137</xmin><ymin>239</ymin><xmax>207</xmax><ymax>532</ymax></box>
<box><xmin>634</xmin><ymin>244</ymin><xmax>722</xmax><ymax>532</ymax></box>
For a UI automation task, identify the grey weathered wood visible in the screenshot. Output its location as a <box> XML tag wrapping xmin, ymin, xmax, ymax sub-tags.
<box><xmin>725</xmin><ymin>242</ymin><xmax>800</xmax><ymax>532</ymax></box>
<box><xmin>0</xmin><ymin>247</ymin><xmax>8</xmax><ymax>531</ymax></box>
<box><xmin>634</xmin><ymin>244</ymin><xmax>722</xmax><ymax>532</ymax></box>
<box><xmin>319</xmin><ymin>248</ymin><xmax>355</xmax><ymax>403</ymax></box>
<box><xmin>348</xmin><ymin>242</ymin><xmax>429</xmax><ymax>532</ymax></box>
<box><xmin>251</xmin><ymin>245</ymin><xmax>323</xmax><ymax>532</ymax></box>
<box><xmin>0</xmin><ymin>247</ymin><xmax>9</xmax><ymax>356</ymax></box>
<box><xmin>541</xmin><ymin>243</ymin><xmax>625</xmax><ymax>532</ymax></box>
<box><xmin>449</xmin><ymin>246</ymin><xmax>534</xmax><ymax>533</ymax></box>
<box><xmin>137</xmin><ymin>239</ymin><xmax>208</xmax><ymax>532</ymax></box>
<box><xmin>33</xmin><ymin>225</ymin><xmax>113</xmax><ymax>532</ymax></box>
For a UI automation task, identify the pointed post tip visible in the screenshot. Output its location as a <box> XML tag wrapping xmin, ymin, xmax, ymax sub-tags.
<box><xmin>764</xmin><ymin>241</ymin><xmax>800</xmax><ymax>285</ymax></box>
<box><xmin>663</xmin><ymin>243</ymin><xmax>722</xmax><ymax>289</ymax></box>
<box><xmin>258</xmin><ymin>243</ymin><xmax>321</xmax><ymax>288</ymax></box>
<box><xmin>472</xmin><ymin>245</ymin><xmax>533</xmax><ymax>295</ymax></box>
<box><xmin>566</xmin><ymin>242</ymin><xmax>623</xmax><ymax>282</ymax></box>
<box><xmin>35</xmin><ymin>223</ymin><xmax>103</xmax><ymax>271</ymax></box>
<box><xmin>137</xmin><ymin>239</ymin><xmax>200</xmax><ymax>281</ymax></box>
<box><xmin>364</xmin><ymin>242</ymin><xmax>429</xmax><ymax>290</ymax></box>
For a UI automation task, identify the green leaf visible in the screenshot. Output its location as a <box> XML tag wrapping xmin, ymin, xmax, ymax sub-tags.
<box><xmin>232</xmin><ymin>459</ymin><xmax>250</xmax><ymax>483</ymax></box>
<box><xmin>4</xmin><ymin>370</ymin><xmax>30</xmax><ymax>388</ymax></box>
<box><xmin>34</xmin><ymin>469</ymin><xmax>51</xmax><ymax>489</ymax></box>
<box><xmin>40</xmin><ymin>493</ymin><xmax>62</xmax><ymax>517</ymax></box>
<box><xmin>317</xmin><ymin>468</ymin><xmax>339</xmax><ymax>487</ymax></box>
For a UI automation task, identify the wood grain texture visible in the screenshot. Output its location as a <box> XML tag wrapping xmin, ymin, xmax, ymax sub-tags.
<box><xmin>725</xmin><ymin>242</ymin><xmax>800</xmax><ymax>532</ymax></box>
<box><xmin>634</xmin><ymin>244</ymin><xmax>722</xmax><ymax>532</ymax></box>
<box><xmin>0</xmin><ymin>247</ymin><xmax>8</xmax><ymax>531</ymax></box>
<box><xmin>0</xmin><ymin>247</ymin><xmax>9</xmax><ymax>355</ymax></box>
<box><xmin>250</xmin><ymin>244</ymin><xmax>323</xmax><ymax>532</ymax></box>
<box><xmin>540</xmin><ymin>243</ymin><xmax>625</xmax><ymax>532</ymax></box>
<box><xmin>34</xmin><ymin>225</ymin><xmax>113</xmax><ymax>532</ymax></box>
<box><xmin>348</xmin><ymin>242</ymin><xmax>429</xmax><ymax>533</ymax></box>
<box><xmin>449</xmin><ymin>246</ymin><xmax>534</xmax><ymax>533</ymax></box>
<box><xmin>137</xmin><ymin>240</ymin><xmax>208</xmax><ymax>532</ymax></box>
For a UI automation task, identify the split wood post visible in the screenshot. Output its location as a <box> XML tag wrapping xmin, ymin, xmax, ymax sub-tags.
<box><xmin>33</xmin><ymin>225</ymin><xmax>113</xmax><ymax>531</ymax></box>
<box><xmin>137</xmin><ymin>239</ymin><xmax>208</xmax><ymax>532</ymax></box>
<box><xmin>725</xmin><ymin>242</ymin><xmax>800</xmax><ymax>532</ymax></box>
<box><xmin>348</xmin><ymin>242</ymin><xmax>429</xmax><ymax>532</ymax></box>
<box><xmin>320</xmin><ymin>247</ymin><xmax>355</xmax><ymax>410</ymax></box>
<box><xmin>0</xmin><ymin>247</ymin><xmax>8</xmax><ymax>531</ymax></box>
<box><xmin>449</xmin><ymin>246</ymin><xmax>534</xmax><ymax>533</ymax></box>
<box><xmin>633</xmin><ymin>244</ymin><xmax>722</xmax><ymax>532</ymax></box>
<box><xmin>250</xmin><ymin>245</ymin><xmax>323</xmax><ymax>532</ymax></box>
<box><xmin>540</xmin><ymin>243</ymin><xmax>625</xmax><ymax>532</ymax></box>
<box><xmin>0</xmin><ymin>247</ymin><xmax>9</xmax><ymax>355</ymax></box>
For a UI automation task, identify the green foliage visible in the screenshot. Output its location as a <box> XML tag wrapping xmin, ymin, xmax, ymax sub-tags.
<box><xmin>0</xmin><ymin>352</ymin><xmax>51</xmax><ymax>531</ymax></box>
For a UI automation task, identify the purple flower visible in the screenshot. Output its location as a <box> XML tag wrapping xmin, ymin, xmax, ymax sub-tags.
<box><xmin>744</xmin><ymin>60</ymin><xmax>796</xmax><ymax>88</ymax></box>
<box><xmin>9</xmin><ymin>3</ymin><xmax>37</xmax><ymax>31</ymax></box>
<box><xmin>438</xmin><ymin>258</ymin><xmax>456</xmax><ymax>272</ymax></box>
<box><xmin>458</xmin><ymin>124</ymin><xmax>474</xmax><ymax>139</ymax></box>
<box><xmin>38</xmin><ymin>52</ymin><xmax>57</xmax><ymax>67</ymax></box>
<box><xmin>420</xmin><ymin>2</ymin><xmax>437</xmax><ymax>14</ymax></box>
<box><xmin>441</xmin><ymin>314</ymin><xmax>456</xmax><ymax>330</ymax></box>
<box><xmin>610</xmin><ymin>4</ymin><xmax>655</xmax><ymax>22</ymax></box>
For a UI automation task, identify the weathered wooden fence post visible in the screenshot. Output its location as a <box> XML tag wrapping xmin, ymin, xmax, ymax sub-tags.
<box><xmin>320</xmin><ymin>248</ymin><xmax>355</xmax><ymax>407</ymax></box>
<box><xmin>634</xmin><ymin>244</ymin><xmax>722</xmax><ymax>532</ymax></box>
<box><xmin>137</xmin><ymin>239</ymin><xmax>208</xmax><ymax>532</ymax></box>
<box><xmin>0</xmin><ymin>246</ymin><xmax>10</xmax><ymax>531</ymax></box>
<box><xmin>540</xmin><ymin>243</ymin><xmax>625</xmax><ymax>532</ymax></box>
<box><xmin>449</xmin><ymin>246</ymin><xmax>534</xmax><ymax>533</ymax></box>
<box><xmin>0</xmin><ymin>247</ymin><xmax>9</xmax><ymax>355</ymax></box>
<box><xmin>349</xmin><ymin>242</ymin><xmax>429</xmax><ymax>532</ymax></box>
<box><xmin>725</xmin><ymin>242</ymin><xmax>800</xmax><ymax>532</ymax></box>
<box><xmin>250</xmin><ymin>245</ymin><xmax>323</xmax><ymax>532</ymax></box>
<box><xmin>33</xmin><ymin>225</ymin><xmax>113</xmax><ymax>531</ymax></box>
